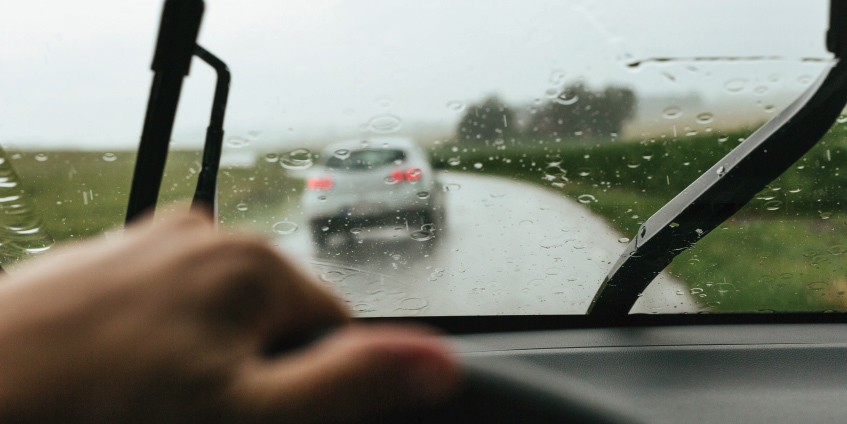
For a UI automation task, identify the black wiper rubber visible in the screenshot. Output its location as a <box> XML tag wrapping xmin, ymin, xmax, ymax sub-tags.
<box><xmin>589</xmin><ymin>0</ymin><xmax>847</xmax><ymax>315</ymax></box>
<box><xmin>191</xmin><ymin>45</ymin><xmax>230</xmax><ymax>219</ymax></box>
<box><xmin>126</xmin><ymin>0</ymin><xmax>204</xmax><ymax>223</ymax></box>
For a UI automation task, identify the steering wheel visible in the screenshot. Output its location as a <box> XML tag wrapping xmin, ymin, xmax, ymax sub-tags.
<box><xmin>376</xmin><ymin>344</ymin><xmax>646</xmax><ymax>424</ymax></box>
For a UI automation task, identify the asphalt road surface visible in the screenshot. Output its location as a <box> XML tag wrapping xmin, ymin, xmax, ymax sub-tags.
<box><xmin>276</xmin><ymin>172</ymin><xmax>704</xmax><ymax>316</ymax></box>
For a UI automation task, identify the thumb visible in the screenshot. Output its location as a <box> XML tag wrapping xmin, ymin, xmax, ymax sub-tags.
<box><xmin>231</xmin><ymin>324</ymin><xmax>461</xmax><ymax>423</ymax></box>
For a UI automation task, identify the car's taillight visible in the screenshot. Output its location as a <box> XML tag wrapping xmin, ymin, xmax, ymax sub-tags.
<box><xmin>307</xmin><ymin>177</ymin><xmax>333</xmax><ymax>190</ymax></box>
<box><xmin>387</xmin><ymin>169</ymin><xmax>422</xmax><ymax>184</ymax></box>
<box><xmin>389</xmin><ymin>170</ymin><xmax>405</xmax><ymax>183</ymax></box>
<box><xmin>405</xmin><ymin>168</ymin><xmax>421</xmax><ymax>181</ymax></box>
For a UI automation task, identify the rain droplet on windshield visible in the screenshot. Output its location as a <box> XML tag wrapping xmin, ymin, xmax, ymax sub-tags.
<box><xmin>226</xmin><ymin>136</ymin><xmax>249</xmax><ymax>148</ymax></box>
<box><xmin>398</xmin><ymin>297</ymin><xmax>428</xmax><ymax>311</ymax></box>
<box><xmin>334</xmin><ymin>149</ymin><xmax>351</xmax><ymax>159</ymax></box>
<box><xmin>35</xmin><ymin>153</ymin><xmax>48</xmax><ymax>162</ymax></box>
<box><xmin>446</xmin><ymin>100</ymin><xmax>466</xmax><ymax>112</ymax></box>
<box><xmin>272</xmin><ymin>221</ymin><xmax>299</xmax><ymax>235</ymax></box>
<box><xmin>280</xmin><ymin>149</ymin><xmax>314</xmax><ymax>170</ymax></box>
<box><xmin>367</xmin><ymin>114</ymin><xmax>403</xmax><ymax>134</ymax></box>
<box><xmin>696</xmin><ymin>112</ymin><xmax>714</xmax><ymax>124</ymax></box>
<box><xmin>662</xmin><ymin>106</ymin><xmax>682</xmax><ymax>119</ymax></box>
<box><xmin>828</xmin><ymin>245</ymin><xmax>846</xmax><ymax>255</ymax></box>
<box><xmin>102</xmin><ymin>153</ymin><xmax>117</xmax><ymax>162</ymax></box>
<box><xmin>417</xmin><ymin>191</ymin><xmax>430</xmax><ymax>199</ymax></box>
<box><xmin>807</xmin><ymin>281</ymin><xmax>828</xmax><ymax>291</ymax></box>
<box><xmin>764</xmin><ymin>200</ymin><xmax>783</xmax><ymax>211</ymax></box>
<box><xmin>553</xmin><ymin>93</ymin><xmax>579</xmax><ymax>105</ymax></box>
<box><xmin>539</xmin><ymin>238</ymin><xmax>567</xmax><ymax>249</ymax></box>
<box><xmin>577</xmin><ymin>194</ymin><xmax>597</xmax><ymax>204</ymax></box>
<box><xmin>353</xmin><ymin>303</ymin><xmax>375</xmax><ymax>313</ymax></box>
<box><xmin>236</xmin><ymin>203</ymin><xmax>248</xmax><ymax>211</ymax></box>
<box><xmin>410</xmin><ymin>230</ymin><xmax>434</xmax><ymax>241</ymax></box>
<box><xmin>723</xmin><ymin>78</ymin><xmax>748</xmax><ymax>93</ymax></box>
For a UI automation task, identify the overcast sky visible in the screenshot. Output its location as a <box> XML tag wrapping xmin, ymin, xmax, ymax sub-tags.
<box><xmin>0</xmin><ymin>0</ymin><xmax>833</xmax><ymax>149</ymax></box>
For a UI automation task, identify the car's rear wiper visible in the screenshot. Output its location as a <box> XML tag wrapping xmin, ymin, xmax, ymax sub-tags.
<box><xmin>589</xmin><ymin>0</ymin><xmax>847</xmax><ymax>315</ymax></box>
<box><xmin>125</xmin><ymin>0</ymin><xmax>229</xmax><ymax>224</ymax></box>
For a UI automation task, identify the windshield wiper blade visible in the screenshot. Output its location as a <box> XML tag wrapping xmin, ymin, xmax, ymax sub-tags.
<box><xmin>126</xmin><ymin>0</ymin><xmax>229</xmax><ymax>224</ymax></box>
<box><xmin>589</xmin><ymin>0</ymin><xmax>847</xmax><ymax>316</ymax></box>
<box><xmin>126</xmin><ymin>0</ymin><xmax>204</xmax><ymax>223</ymax></box>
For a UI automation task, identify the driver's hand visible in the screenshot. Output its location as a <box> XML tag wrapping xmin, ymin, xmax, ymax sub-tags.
<box><xmin>0</xmin><ymin>211</ymin><xmax>459</xmax><ymax>423</ymax></box>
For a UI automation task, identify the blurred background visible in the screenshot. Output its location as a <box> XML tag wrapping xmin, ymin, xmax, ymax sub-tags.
<box><xmin>1</xmin><ymin>0</ymin><xmax>845</xmax><ymax>314</ymax></box>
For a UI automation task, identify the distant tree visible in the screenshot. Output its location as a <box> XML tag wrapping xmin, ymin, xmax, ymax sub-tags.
<box><xmin>530</xmin><ymin>83</ymin><xmax>636</xmax><ymax>139</ymax></box>
<box><xmin>456</xmin><ymin>95</ymin><xmax>516</xmax><ymax>144</ymax></box>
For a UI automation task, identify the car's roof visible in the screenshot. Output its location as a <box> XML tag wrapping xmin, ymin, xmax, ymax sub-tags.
<box><xmin>321</xmin><ymin>137</ymin><xmax>419</xmax><ymax>154</ymax></box>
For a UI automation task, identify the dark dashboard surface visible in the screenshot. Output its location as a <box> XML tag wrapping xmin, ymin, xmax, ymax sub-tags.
<box><xmin>432</xmin><ymin>323</ymin><xmax>847</xmax><ymax>424</ymax></box>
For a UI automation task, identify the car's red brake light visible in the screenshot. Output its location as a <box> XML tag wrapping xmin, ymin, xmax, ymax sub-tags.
<box><xmin>405</xmin><ymin>168</ymin><xmax>422</xmax><ymax>181</ymax></box>
<box><xmin>307</xmin><ymin>177</ymin><xmax>333</xmax><ymax>190</ymax></box>
<box><xmin>389</xmin><ymin>170</ymin><xmax>405</xmax><ymax>183</ymax></box>
<box><xmin>386</xmin><ymin>169</ymin><xmax>422</xmax><ymax>184</ymax></box>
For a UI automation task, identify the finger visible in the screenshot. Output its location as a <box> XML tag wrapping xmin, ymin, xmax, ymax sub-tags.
<box><xmin>3</xmin><ymin>211</ymin><xmax>215</xmax><ymax>290</ymax></box>
<box><xmin>230</xmin><ymin>324</ymin><xmax>461</xmax><ymax>423</ymax></box>
<box><xmin>189</xmin><ymin>237</ymin><xmax>349</xmax><ymax>340</ymax></box>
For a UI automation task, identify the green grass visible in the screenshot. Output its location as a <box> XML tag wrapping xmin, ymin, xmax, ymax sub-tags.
<box><xmin>431</xmin><ymin>124</ymin><xmax>847</xmax><ymax>312</ymax></box>
<box><xmin>5</xmin><ymin>123</ymin><xmax>847</xmax><ymax>312</ymax></box>
<box><xmin>6</xmin><ymin>149</ymin><xmax>302</xmax><ymax>251</ymax></box>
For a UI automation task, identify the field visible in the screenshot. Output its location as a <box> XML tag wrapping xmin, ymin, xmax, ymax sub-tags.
<box><xmin>430</xmin><ymin>124</ymin><xmax>847</xmax><ymax>312</ymax></box>
<box><xmin>4</xmin><ymin>122</ymin><xmax>847</xmax><ymax>312</ymax></box>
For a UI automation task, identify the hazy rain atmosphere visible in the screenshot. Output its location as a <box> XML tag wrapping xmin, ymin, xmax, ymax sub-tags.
<box><xmin>0</xmin><ymin>0</ymin><xmax>832</xmax><ymax>150</ymax></box>
<box><xmin>2</xmin><ymin>0</ymin><xmax>846</xmax><ymax>316</ymax></box>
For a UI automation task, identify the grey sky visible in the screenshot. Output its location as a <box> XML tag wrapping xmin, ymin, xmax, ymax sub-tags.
<box><xmin>0</xmin><ymin>0</ymin><xmax>832</xmax><ymax>149</ymax></box>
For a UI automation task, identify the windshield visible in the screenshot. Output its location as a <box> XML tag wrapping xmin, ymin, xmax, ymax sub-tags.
<box><xmin>1</xmin><ymin>0</ymin><xmax>842</xmax><ymax>316</ymax></box>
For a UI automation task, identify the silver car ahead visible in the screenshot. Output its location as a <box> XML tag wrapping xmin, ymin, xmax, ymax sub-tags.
<box><xmin>302</xmin><ymin>137</ymin><xmax>442</xmax><ymax>247</ymax></box>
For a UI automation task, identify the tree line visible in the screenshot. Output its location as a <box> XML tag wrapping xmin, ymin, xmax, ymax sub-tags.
<box><xmin>456</xmin><ymin>82</ymin><xmax>636</xmax><ymax>143</ymax></box>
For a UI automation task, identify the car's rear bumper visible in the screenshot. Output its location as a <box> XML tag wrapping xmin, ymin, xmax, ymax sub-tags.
<box><xmin>303</xmin><ymin>187</ymin><xmax>438</xmax><ymax>221</ymax></box>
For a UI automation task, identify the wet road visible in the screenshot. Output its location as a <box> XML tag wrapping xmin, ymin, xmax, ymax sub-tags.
<box><xmin>276</xmin><ymin>172</ymin><xmax>704</xmax><ymax>316</ymax></box>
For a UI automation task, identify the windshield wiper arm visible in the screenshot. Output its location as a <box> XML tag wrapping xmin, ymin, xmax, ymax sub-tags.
<box><xmin>589</xmin><ymin>0</ymin><xmax>847</xmax><ymax>315</ymax></box>
<box><xmin>190</xmin><ymin>45</ymin><xmax>230</xmax><ymax>219</ymax></box>
<box><xmin>126</xmin><ymin>0</ymin><xmax>229</xmax><ymax>224</ymax></box>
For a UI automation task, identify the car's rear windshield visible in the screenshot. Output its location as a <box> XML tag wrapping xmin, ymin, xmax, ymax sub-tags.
<box><xmin>324</xmin><ymin>149</ymin><xmax>406</xmax><ymax>171</ymax></box>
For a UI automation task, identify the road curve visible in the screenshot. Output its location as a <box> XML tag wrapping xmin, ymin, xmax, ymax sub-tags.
<box><xmin>276</xmin><ymin>172</ymin><xmax>705</xmax><ymax>316</ymax></box>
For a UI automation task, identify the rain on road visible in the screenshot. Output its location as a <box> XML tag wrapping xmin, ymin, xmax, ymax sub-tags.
<box><xmin>276</xmin><ymin>172</ymin><xmax>703</xmax><ymax>316</ymax></box>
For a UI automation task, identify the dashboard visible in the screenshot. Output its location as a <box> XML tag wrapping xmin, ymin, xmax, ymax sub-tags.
<box><xmin>392</xmin><ymin>322</ymin><xmax>847</xmax><ymax>423</ymax></box>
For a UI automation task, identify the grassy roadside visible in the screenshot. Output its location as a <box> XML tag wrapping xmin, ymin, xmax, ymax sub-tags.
<box><xmin>430</xmin><ymin>125</ymin><xmax>847</xmax><ymax>312</ymax></box>
<box><xmin>4</xmin><ymin>122</ymin><xmax>847</xmax><ymax>312</ymax></box>
<box><xmin>6</xmin><ymin>149</ymin><xmax>301</xmax><ymax>247</ymax></box>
